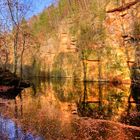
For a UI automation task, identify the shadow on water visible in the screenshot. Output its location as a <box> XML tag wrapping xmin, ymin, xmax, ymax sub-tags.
<box><xmin>130</xmin><ymin>84</ymin><xmax>140</xmax><ymax>112</ymax></box>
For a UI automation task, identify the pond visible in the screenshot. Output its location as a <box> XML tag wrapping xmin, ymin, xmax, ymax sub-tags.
<box><xmin>0</xmin><ymin>78</ymin><xmax>140</xmax><ymax>140</ymax></box>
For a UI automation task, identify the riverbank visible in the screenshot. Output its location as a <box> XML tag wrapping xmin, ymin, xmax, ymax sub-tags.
<box><xmin>0</xmin><ymin>68</ymin><xmax>30</xmax><ymax>87</ymax></box>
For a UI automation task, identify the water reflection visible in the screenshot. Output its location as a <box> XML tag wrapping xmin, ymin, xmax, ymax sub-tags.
<box><xmin>0</xmin><ymin>78</ymin><xmax>139</xmax><ymax>139</ymax></box>
<box><xmin>77</xmin><ymin>82</ymin><xmax>104</xmax><ymax>117</ymax></box>
<box><xmin>76</xmin><ymin>81</ymin><xmax>128</xmax><ymax>121</ymax></box>
<box><xmin>130</xmin><ymin>84</ymin><xmax>140</xmax><ymax>112</ymax></box>
<box><xmin>0</xmin><ymin>114</ymin><xmax>44</xmax><ymax>140</ymax></box>
<box><xmin>123</xmin><ymin>83</ymin><xmax>140</xmax><ymax>126</ymax></box>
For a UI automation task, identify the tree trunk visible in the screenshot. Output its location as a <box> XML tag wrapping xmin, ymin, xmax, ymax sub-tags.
<box><xmin>18</xmin><ymin>34</ymin><xmax>26</xmax><ymax>88</ymax></box>
<box><xmin>20</xmin><ymin>35</ymin><xmax>26</xmax><ymax>79</ymax></box>
<box><xmin>4</xmin><ymin>50</ymin><xmax>8</xmax><ymax>71</ymax></box>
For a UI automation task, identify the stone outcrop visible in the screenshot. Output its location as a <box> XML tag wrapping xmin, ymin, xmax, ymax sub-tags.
<box><xmin>105</xmin><ymin>0</ymin><xmax>140</xmax><ymax>82</ymax></box>
<box><xmin>11</xmin><ymin>0</ymin><xmax>140</xmax><ymax>82</ymax></box>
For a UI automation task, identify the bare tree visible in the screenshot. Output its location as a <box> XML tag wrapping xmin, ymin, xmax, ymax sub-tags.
<box><xmin>0</xmin><ymin>32</ymin><xmax>10</xmax><ymax>71</ymax></box>
<box><xmin>0</xmin><ymin>0</ymin><xmax>32</xmax><ymax>75</ymax></box>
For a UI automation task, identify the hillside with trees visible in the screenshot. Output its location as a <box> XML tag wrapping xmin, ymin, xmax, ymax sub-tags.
<box><xmin>0</xmin><ymin>0</ymin><xmax>139</xmax><ymax>83</ymax></box>
<box><xmin>0</xmin><ymin>0</ymin><xmax>140</xmax><ymax>140</ymax></box>
<box><xmin>24</xmin><ymin>0</ymin><xmax>140</xmax><ymax>83</ymax></box>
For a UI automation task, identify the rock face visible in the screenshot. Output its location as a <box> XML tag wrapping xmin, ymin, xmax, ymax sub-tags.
<box><xmin>8</xmin><ymin>1</ymin><xmax>139</xmax><ymax>82</ymax></box>
<box><xmin>105</xmin><ymin>0</ymin><xmax>140</xmax><ymax>83</ymax></box>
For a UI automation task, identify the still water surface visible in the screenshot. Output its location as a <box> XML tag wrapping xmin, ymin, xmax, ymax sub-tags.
<box><xmin>0</xmin><ymin>78</ymin><xmax>140</xmax><ymax>140</ymax></box>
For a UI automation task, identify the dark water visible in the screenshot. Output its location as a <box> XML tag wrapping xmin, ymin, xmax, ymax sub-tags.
<box><xmin>0</xmin><ymin>78</ymin><xmax>140</xmax><ymax>139</ymax></box>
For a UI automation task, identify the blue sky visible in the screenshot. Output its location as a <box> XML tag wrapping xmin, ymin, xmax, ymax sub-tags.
<box><xmin>26</xmin><ymin>0</ymin><xmax>54</xmax><ymax>18</ymax></box>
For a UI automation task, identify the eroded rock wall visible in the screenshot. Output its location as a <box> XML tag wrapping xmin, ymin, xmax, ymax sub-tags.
<box><xmin>20</xmin><ymin>0</ymin><xmax>140</xmax><ymax>81</ymax></box>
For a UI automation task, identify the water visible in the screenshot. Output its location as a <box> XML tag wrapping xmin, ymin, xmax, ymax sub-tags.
<box><xmin>0</xmin><ymin>114</ymin><xmax>44</xmax><ymax>140</ymax></box>
<box><xmin>0</xmin><ymin>78</ymin><xmax>140</xmax><ymax>140</ymax></box>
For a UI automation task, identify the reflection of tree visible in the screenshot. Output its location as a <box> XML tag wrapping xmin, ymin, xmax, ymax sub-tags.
<box><xmin>14</xmin><ymin>98</ymin><xmax>19</xmax><ymax>139</ymax></box>
<box><xmin>31</xmin><ymin>77</ymin><xmax>48</xmax><ymax>96</ymax></box>
<box><xmin>76</xmin><ymin>82</ymin><xmax>128</xmax><ymax>120</ymax></box>
<box><xmin>107</xmin><ymin>88</ymin><xmax>125</xmax><ymax>119</ymax></box>
<box><xmin>14</xmin><ymin>98</ymin><xmax>18</xmax><ymax>118</ymax></box>
<box><xmin>19</xmin><ymin>93</ymin><xmax>23</xmax><ymax>118</ymax></box>
<box><xmin>98</xmin><ymin>81</ymin><xmax>103</xmax><ymax>112</ymax></box>
<box><xmin>77</xmin><ymin>82</ymin><xmax>103</xmax><ymax>117</ymax></box>
<box><xmin>52</xmin><ymin>79</ymin><xmax>80</xmax><ymax>102</ymax></box>
<box><xmin>77</xmin><ymin>82</ymin><xmax>90</xmax><ymax>117</ymax></box>
<box><xmin>14</xmin><ymin>92</ymin><xmax>23</xmax><ymax>119</ymax></box>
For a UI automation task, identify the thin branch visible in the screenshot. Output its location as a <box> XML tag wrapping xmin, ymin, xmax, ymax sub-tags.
<box><xmin>6</xmin><ymin>0</ymin><xmax>17</xmax><ymax>26</ymax></box>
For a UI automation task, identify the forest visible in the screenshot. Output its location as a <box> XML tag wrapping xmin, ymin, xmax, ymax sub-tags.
<box><xmin>0</xmin><ymin>0</ymin><xmax>140</xmax><ymax>140</ymax></box>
